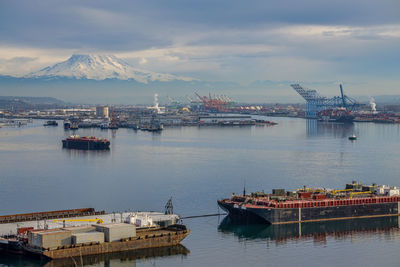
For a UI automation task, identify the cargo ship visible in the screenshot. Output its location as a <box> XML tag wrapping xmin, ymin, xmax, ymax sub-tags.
<box><xmin>0</xmin><ymin>208</ymin><xmax>189</xmax><ymax>260</ymax></box>
<box><xmin>317</xmin><ymin>108</ymin><xmax>354</xmax><ymax>123</ymax></box>
<box><xmin>218</xmin><ymin>181</ymin><xmax>400</xmax><ymax>224</ymax></box>
<box><xmin>62</xmin><ymin>135</ymin><xmax>110</xmax><ymax>150</ymax></box>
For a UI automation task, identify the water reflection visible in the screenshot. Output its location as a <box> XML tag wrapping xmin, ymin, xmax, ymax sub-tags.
<box><xmin>218</xmin><ymin>216</ymin><xmax>400</xmax><ymax>245</ymax></box>
<box><xmin>0</xmin><ymin>245</ymin><xmax>189</xmax><ymax>267</ymax></box>
<box><xmin>306</xmin><ymin>119</ymin><xmax>354</xmax><ymax>138</ymax></box>
<box><xmin>61</xmin><ymin>148</ymin><xmax>111</xmax><ymax>159</ymax></box>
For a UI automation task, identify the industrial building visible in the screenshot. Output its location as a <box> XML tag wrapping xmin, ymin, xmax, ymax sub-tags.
<box><xmin>96</xmin><ymin>106</ymin><xmax>109</xmax><ymax>118</ymax></box>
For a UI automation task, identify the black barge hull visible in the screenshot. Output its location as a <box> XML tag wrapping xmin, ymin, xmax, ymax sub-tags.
<box><xmin>218</xmin><ymin>201</ymin><xmax>400</xmax><ymax>224</ymax></box>
<box><xmin>218</xmin><ymin>201</ymin><xmax>266</xmax><ymax>224</ymax></box>
<box><xmin>62</xmin><ymin>140</ymin><xmax>110</xmax><ymax>150</ymax></box>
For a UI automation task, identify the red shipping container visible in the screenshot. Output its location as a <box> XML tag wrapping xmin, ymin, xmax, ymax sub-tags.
<box><xmin>299</xmin><ymin>192</ymin><xmax>312</xmax><ymax>198</ymax></box>
<box><xmin>313</xmin><ymin>194</ymin><xmax>327</xmax><ymax>200</ymax></box>
<box><xmin>17</xmin><ymin>227</ymin><xmax>34</xmax><ymax>235</ymax></box>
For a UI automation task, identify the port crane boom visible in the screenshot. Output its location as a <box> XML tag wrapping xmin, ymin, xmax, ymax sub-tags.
<box><xmin>290</xmin><ymin>83</ymin><xmax>362</xmax><ymax>118</ymax></box>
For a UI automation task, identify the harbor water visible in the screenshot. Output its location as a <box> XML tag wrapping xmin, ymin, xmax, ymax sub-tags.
<box><xmin>1</xmin><ymin>118</ymin><xmax>400</xmax><ymax>266</ymax></box>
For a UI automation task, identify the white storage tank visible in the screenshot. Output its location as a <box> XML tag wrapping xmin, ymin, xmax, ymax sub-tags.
<box><xmin>386</xmin><ymin>187</ymin><xmax>400</xmax><ymax>196</ymax></box>
<box><xmin>128</xmin><ymin>214</ymin><xmax>153</xmax><ymax>227</ymax></box>
<box><xmin>123</xmin><ymin>212</ymin><xmax>180</xmax><ymax>228</ymax></box>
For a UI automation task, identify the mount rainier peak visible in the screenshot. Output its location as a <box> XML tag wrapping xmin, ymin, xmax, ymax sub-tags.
<box><xmin>26</xmin><ymin>54</ymin><xmax>194</xmax><ymax>83</ymax></box>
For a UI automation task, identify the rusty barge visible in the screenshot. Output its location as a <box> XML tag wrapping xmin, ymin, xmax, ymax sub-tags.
<box><xmin>0</xmin><ymin>208</ymin><xmax>104</xmax><ymax>224</ymax></box>
<box><xmin>23</xmin><ymin>224</ymin><xmax>189</xmax><ymax>259</ymax></box>
<box><xmin>0</xmin><ymin>208</ymin><xmax>189</xmax><ymax>260</ymax></box>
<box><xmin>218</xmin><ymin>181</ymin><xmax>400</xmax><ymax>224</ymax></box>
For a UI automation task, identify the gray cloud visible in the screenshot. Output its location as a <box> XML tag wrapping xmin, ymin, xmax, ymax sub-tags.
<box><xmin>0</xmin><ymin>0</ymin><xmax>399</xmax><ymax>95</ymax></box>
<box><xmin>0</xmin><ymin>57</ymin><xmax>38</xmax><ymax>75</ymax></box>
<box><xmin>1</xmin><ymin>0</ymin><xmax>399</xmax><ymax>50</ymax></box>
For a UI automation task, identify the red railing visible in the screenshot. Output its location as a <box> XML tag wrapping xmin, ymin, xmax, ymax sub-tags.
<box><xmin>248</xmin><ymin>196</ymin><xmax>400</xmax><ymax>209</ymax></box>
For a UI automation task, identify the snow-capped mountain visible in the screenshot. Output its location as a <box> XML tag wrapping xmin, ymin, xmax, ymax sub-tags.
<box><xmin>26</xmin><ymin>54</ymin><xmax>194</xmax><ymax>83</ymax></box>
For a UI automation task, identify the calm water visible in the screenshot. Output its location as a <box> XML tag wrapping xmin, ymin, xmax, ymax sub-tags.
<box><xmin>1</xmin><ymin>118</ymin><xmax>400</xmax><ymax>266</ymax></box>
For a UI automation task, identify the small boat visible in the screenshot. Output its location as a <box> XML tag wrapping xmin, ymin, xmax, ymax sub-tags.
<box><xmin>140</xmin><ymin>117</ymin><xmax>163</xmax><ymax>132</ymax></box>
<box><xmin>69</xmin><ymin>122</ymin><xmax>79</xmax><ymax>130</ymax></box>
<box><xmin>99</xmin><ymin>122</ymin><xmax>109</xmax><ymax>129</ymax></box>
<box><xmin>348</xmin><ymin>134</ymin><xmax>357</xmax><ymax>140</ymax></box>
<box><xmin>63</xmin><ymin>120</ymin><xmax>71</xmax><ymax>129</ymax></box>
<box><xmin>43</xmin><ymin>120</ymin><xmax>58</xmax><ymax>126</ymax></box>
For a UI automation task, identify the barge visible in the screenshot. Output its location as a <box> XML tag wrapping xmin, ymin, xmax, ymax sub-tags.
<box><xmin>62</xmin><ymin>135</ymin><xmax>110</xmax><ymax>150</ymax></box>
<box><xmin>43</xmin><ymin>121</ymin><xmax>58</xmax><ymax>126</ymax></box>
<box><xmin>24</xmin><ymin>224</ymin><xmax>189</xmax><ymax>259</ymax></box>
<box><xmin>218</xmin><ymin>181</ymin><xmax>400</xmax><ymax>224</ymax></box>
<box><xmin>0</xmin><ymin>208</ymin><xmax>103</xmax><ymax>224</ymax></box>
<box><xmin>0</xmin><ymin>208</ymin><xmax>188</xmax><ymax>260</ymax></box>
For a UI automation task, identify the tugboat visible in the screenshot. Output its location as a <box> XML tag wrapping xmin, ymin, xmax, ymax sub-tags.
<box><xmin>147</xmin><ymin>120</ymin><xmax>164</xmax><ymax>131</ymax></box>
<box><xmin>108</xmin><ymin>108</ymin><xmax>119</xmax><ymax>129</ymax></box>
<box><xmin>63</xmin><ymin>119</ymin><xmax>71</xmax><ymax>129</ymax></box>
<box><xmin>100</xmin><ymin>122</ymin><xmax>109</xmax><ymax>129</ymax></box>
<box><xmin>69</xmin><ymin>121</ymin><xmax>79</xmax><ymax>130</ymax></box>
<box><xmin>348</xmin><ymin>134</ymin><xmax>357</xmax><ymax>140</ymax></box>
<box><xmin>108</xmin><ymin>122</ymin><xmax>119</xmax><ymax>130</ymax></box>
<box><xmin>140</xmin><ymin>115</ymin><xmax>163</xmax><ymax>132</ymax></box>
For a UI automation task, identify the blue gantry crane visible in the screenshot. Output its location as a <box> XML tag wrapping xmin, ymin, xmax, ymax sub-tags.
<box><xmin>291</xmin><ymin>84</ymin><xmax>361</xmax><ymax>118</ymax></box>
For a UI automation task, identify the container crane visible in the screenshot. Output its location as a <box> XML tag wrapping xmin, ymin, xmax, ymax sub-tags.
<box><xmin>291</xmin><ymin>84</ymin><xmax>362</xmax><ymax>118</ymax></box>
<box><xmin>194</xmin><ymin>92</ymin><xmax>231</xmax><ymax>112</ymax></box>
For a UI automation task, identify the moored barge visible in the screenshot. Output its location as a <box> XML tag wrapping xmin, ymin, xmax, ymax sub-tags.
<box><xmin>43</xmin><ymin>120</ymin><xmax>58</xmax><ymax>126</ymax></box>
<box><xmin>0</xmin><ymin>208</ymin><xmax>189</xmax><ymax>259</ymax></box>
<box><xmin>62</xmin><ymin>135</ymin><xmax>110</xmax><ymax>150</ymax></box>
<box><xmin>0</xmin><ymin>208</ymin><xmax>104</xmax><ymax>224</ymax></box>
<box><xmin>23</xmin><ymin>224</ymin><xmax>189</xmax><ymax>259</ymax></box>
<box><xmin>218</xmin><ymin>181</ymin><xmax>400</xmax><ymax>224</ymax></box>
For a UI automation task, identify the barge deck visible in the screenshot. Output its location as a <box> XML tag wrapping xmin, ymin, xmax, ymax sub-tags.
<box><xmin>219</xmin><ymin>182</ymin><xmax>400</xmax><ymax>224</ymax></box>
<box><xmin>25</xmin><ymin>225</ymin><xmax>189</xmax><ymax>259</ymax></box>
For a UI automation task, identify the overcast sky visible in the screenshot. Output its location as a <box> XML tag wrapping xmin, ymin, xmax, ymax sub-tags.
<box><xmin>0</xmin><ymin>0</ymin><xmax>399</xmax><ymax>95</ymax></box>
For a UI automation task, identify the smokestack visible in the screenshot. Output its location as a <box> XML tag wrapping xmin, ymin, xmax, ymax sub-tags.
<box><xmin>369</xmin><ymin>97</ymin><xmax>377</xmax><ymax>113</ymax></box>
<box><xmin>154</xmin><ymin>93</ymin><xmax>160</xmax><ymax>114</ymax></box>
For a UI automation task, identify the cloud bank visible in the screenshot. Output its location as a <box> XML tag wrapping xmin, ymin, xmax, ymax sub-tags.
<box><xmin>0</xmin><ymin>0</ymin><xmax>399</xmax><ymax>96</ymax></box>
